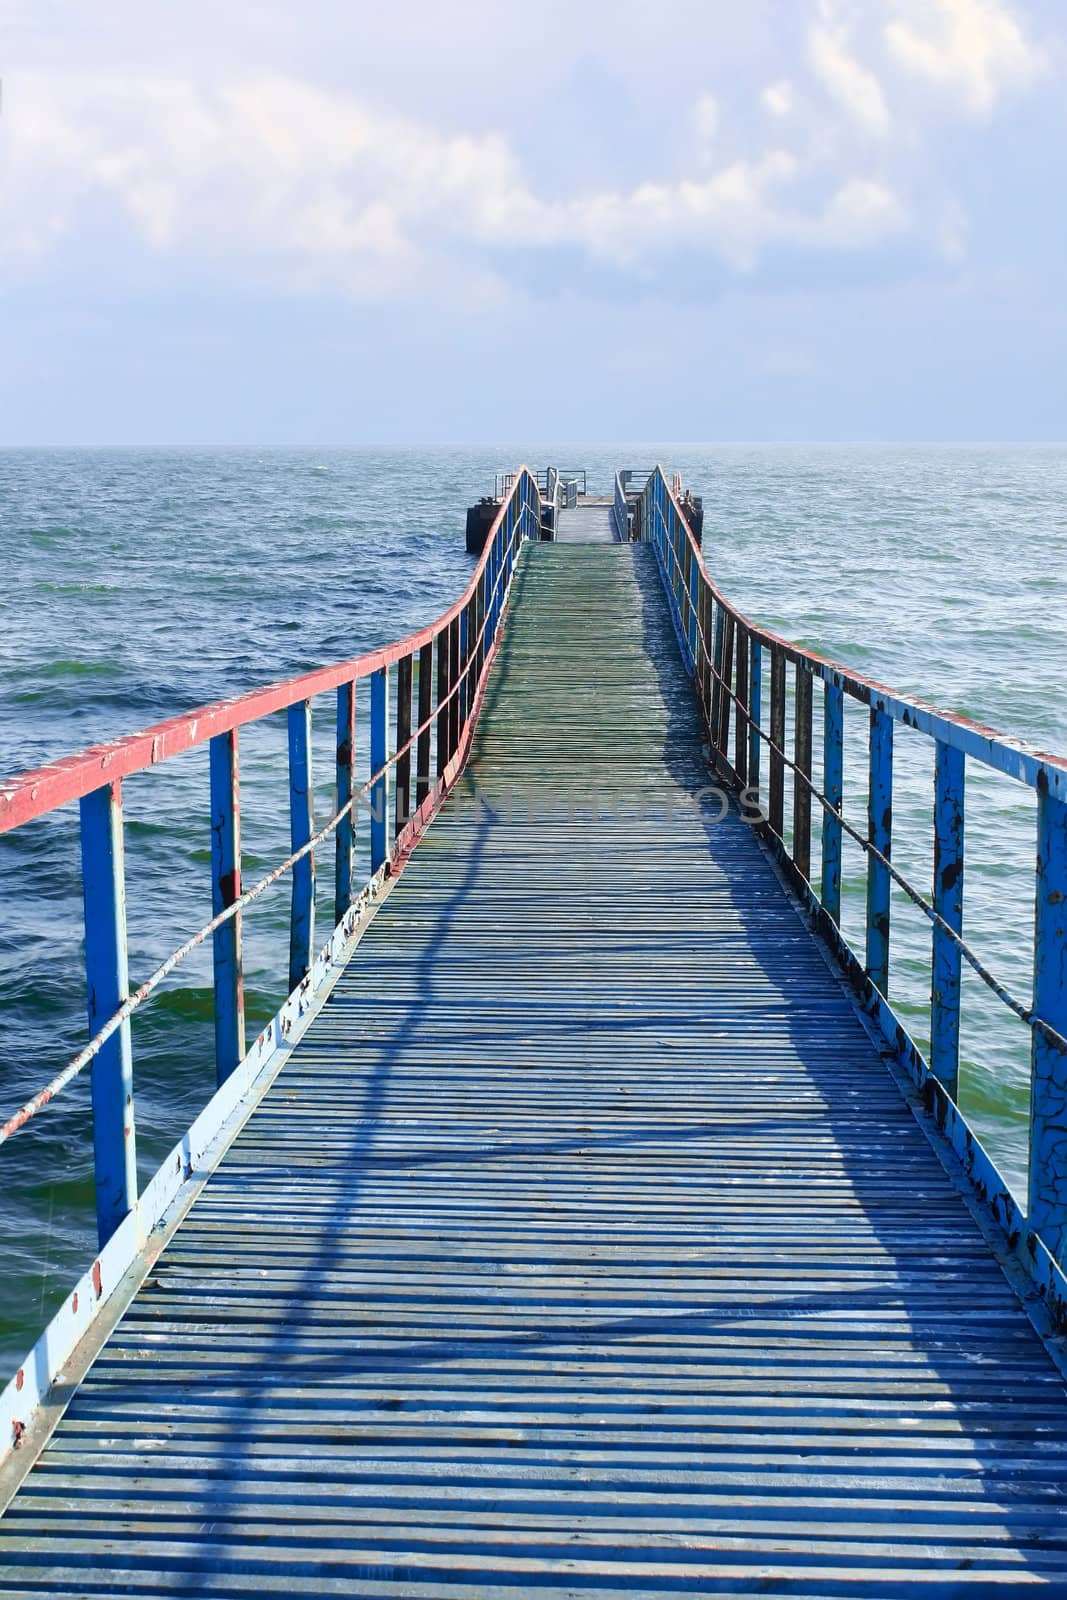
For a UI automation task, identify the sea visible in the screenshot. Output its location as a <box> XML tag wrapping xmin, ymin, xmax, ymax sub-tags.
<box><xmin>1</xmin><ymin>444</ymin><xmax>1065</xmax><ymax>1380</ymax></box>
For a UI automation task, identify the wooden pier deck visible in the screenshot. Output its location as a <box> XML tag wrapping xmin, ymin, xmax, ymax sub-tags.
<box><xmin>554</xmin><ymin>498</ymin><xmax>615</xmax><ymax>543</ymax></box>
<box><xmin>3</xmin><ymin>542</ymin><xmax>1067</xmax><ymax>1594</ymax></box>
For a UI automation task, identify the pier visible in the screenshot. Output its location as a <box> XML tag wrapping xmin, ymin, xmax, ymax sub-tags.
<box><xmin>1</xmin><ymin>468</ymin><xmax>1067</xmax><ymax>1593</ymax></box>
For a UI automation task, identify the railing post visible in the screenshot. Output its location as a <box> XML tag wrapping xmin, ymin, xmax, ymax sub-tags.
<box><xmin>717</xmin><ymin>613</ymin><xmax>735</xmax><ymax>759</ymax></box>
<box><xmin>866</xmin><ymin>707</ymin><xmax>894</xmax><ymax>995</ymax></box>
<box><xmin>395</xmin><ymin>653</ymin><xmax>413</xmax><ymax>839</ymax></box>
<box><xmin>370</xmin><ymin>665</ymin><xmax>389</xmax><ymax>874</ymax></box>
<box><xmin>457</xmin><ymin>607</ymin><xmax>469</xmax><ymax>733</ymax></box>
<box><xmin>436</xmin><ymin>627</ymin><xmax>450</xmax><ymax>782</ymax></box>
<box><xmin>821</xmin><ymin>682</ymin><xmax>844</xmax><ymax>925</ymax></box>
<box><xmin>697</xmin><ymin>578</ymin><xmax>712</xmax><ymax>730</ymax></box>
<box><xmin>931</xmin><ymin>740</ymin><xmax>965</xmax><ymax>1095</ymax></box>
<box><xmin>287</xmin><ymin>700</ymin><xmax>315</xmax><ymax>991</ymax></box>
<box><xmin>448</xmin><ymin>617</ymin><xmax>461</xmax><ymax>762</ymax></box>
<box><xmin>335</xmin><ymin>681</ymin><xmax>356</xmax><ymax>924</ymax></box>
<box><xmin>710</xmin><ymin>605</ymin><xmax>725</xmax><ymax>754</ymax></box>
<box><xmin>734</xmin><ymin>624</ymin><xmax>749</xmax><ymax>787</ymax></box>
<box><xmin>209</xmin><ymin>730</ymin><xmax>245</xmax><ymax>1085</ymax></box>
<box><xmin>80</xmin><ymin>781</ymin><xmax>138</xmax><ymax>1247</ymax></box>
<box><xmin>1028</xmin><ymin>790</ymin><xmax>1067</xmax><ymax>1262</ymax></box>
<box><xmin>416</xmin><ymin>640</ymin><xmax>433</xmax><ymax>807</ymax></box>
<box><xmin>769</xmin><ymin>648</ymin><xmax>786</xmax><ymax>839</ymax></box>
<box><xmin>793</xmin><ymin>665</ymin><xmax>813</xmax><ymax>882</ymax></box>
<box><xmin>748</xmin><ymin>639</ymin><xmax>763</xmax><ymax>808</ymax></box>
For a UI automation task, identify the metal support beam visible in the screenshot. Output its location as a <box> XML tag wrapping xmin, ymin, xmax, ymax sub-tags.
<box><xmin>395</xmin><ymin>654</ymin><xmax>413</xmax><ymax>839</ymax></box>
<box><xmin>1029</xmin><ymin>790</ymin><xmax>1067</xmax><ymax>1263</ymax></box>
<box><xmin>209</xmin><ymin>729</ymin><xmax>245</xmax><ymax>1085</ymax></box>
<box><xmin>748</xmin><ymin>639</ymin><xmax>762</xmax><ymax>808</ymax></box>
<box><xmin>80</xmin><ymin>781</ymin><xmax>138</xmax><ymax>1247</ymax></box>
<box><xmin>734</xmin><ymin>625</ymin><xmax>749</xmax><ymax>788</ymax></box>
<box><xmin>370</xmin><ymin>665</ymin><xmax>389</xmax><ymax>874</ymax></box>
<box><xmin>769</xmin><ymin>649</ymin><xmax>786</xmax><ymax>840</ymax></box>
<box><xmin>334</xmin><ymin>681</ymin><xmax>356</xmax><ymax>924</ymax></box>
<box><xmin>793</xmin><ymin>665</ymin><xmax>813</xmax><ymax>883</ymax></box>
<box><xmin>931</xmin><ymin>740</ymin><xmax>965</xmax><ymax>1096</ymax></box>
<box><xmin>416</xmin><ymin>641</ymin><xmax>433</xmax><ymax>808</ymax></box>
<box><xmin>821</xmin><ymin>683</ymin><xmax>844</xmax><ymax>926</ymax></box>
<box><xmin>866</xmin><ymin>707</ymin><xmax>894</xmax><ymax>995</ymax></box>
<box><xmin>287</xmin><ymin>700</ymin><xmax>315</xmax><ymax>991</ymax></box>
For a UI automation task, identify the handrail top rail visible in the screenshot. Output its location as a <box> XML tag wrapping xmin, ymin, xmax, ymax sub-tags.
<box><xmin>0</xmin><ymin>467</ymin><xmax>540</xmax><ymax>835</ymax></box>
<box><xmin>649</xmin><ymin>464</ymin><xmax>1067</xmax><ymax>801</ymax></box>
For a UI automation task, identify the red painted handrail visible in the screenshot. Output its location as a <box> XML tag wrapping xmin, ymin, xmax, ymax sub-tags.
<box><xmin>0</xmin><ymin>468</ymin><xmax>536</xmax><ymax>833</ymax></box>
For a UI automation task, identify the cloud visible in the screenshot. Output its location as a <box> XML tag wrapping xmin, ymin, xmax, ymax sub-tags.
<box><xmin>885</xmin><ymin>0</ymin><xmax>1043</xmax><ymax>114</ymax></box>
<box><xmin>0</xmin><ymin>67</ymin><xmax>914</xmax><ymax>297</ymax></box>
<box><xmin>762</xmin><ymin>82</ymin><xmax>795</xmax><ymax>118</ymax></box>
<box><xmin>809</xmin><ymin>22</ymin><xmax>892</xmax><ymax>135</ymax></box>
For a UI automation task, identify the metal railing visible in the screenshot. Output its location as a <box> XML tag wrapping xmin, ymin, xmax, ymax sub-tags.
<box><xmin>611</xmin><ymin>472</ymin><xmax>629</xmax><ymax>542</ymax></box>
<box><xmin>640</xmin><ymin>465</ymin><xmax>1067</xmax><ymax>1304</ymax></box>
<box><xmin>0</xmin><ymin>469</ymin><xmax>541</xmax><ymax>1251</ymax></box>
<box><xmin>556</xmin><ymin>469</ymin><xmax>586</xmax><ymax>498</ymax></box>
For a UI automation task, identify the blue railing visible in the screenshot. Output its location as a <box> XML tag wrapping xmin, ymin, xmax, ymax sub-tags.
<box><xmin>640</xmin><ymin>466</ymin><xmax>1067</xmax><ymax>1314</ymax></box>
<box><xmin>0</xmin><ymin>469</ymin><xmax>541</xmax><ymax>1462</ymax></box>
<box><xmin>611</xmin><ymin>472</ymin><xmax>629</xmax><ymax>542</ymax></box>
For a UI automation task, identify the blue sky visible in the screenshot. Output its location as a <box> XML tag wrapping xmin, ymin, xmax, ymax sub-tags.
<box><xmin>0</xmin><ymin>0</ymin><xmax>1064</xmax><ymax>444</ymax></box>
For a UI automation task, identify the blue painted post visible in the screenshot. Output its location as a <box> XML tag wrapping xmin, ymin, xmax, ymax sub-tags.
<box><xmin>416</xmin><ymin>641</ymin><xmax>433</xmax><ymax>807</ymax></box>
<box><xmin>734</xmin><ymin>626</ymin><xmax>749</xmax><ymax>786</ymax></box>
<box><xmin>458</xmin><ymin>607</ymin><xmax>469</xmax><ymax>732</ymax></box>
<box><xmin>793</xmin><ymin>665</ymin><xmax>814</xmax><ymax>882</ymax></box>
<box><xmin>710</xmin><ymin>605</ymin><xmax>726</xmax><ymax>758</ymax></box>
<box><xmin>769</xmin><ymin>649</ymin><xmax>786</xmax><ymax>839</ymax></box>
<box><xmin>748</xmin><ymin>640</ymin><xmax>762</xmax><ymax>806</ymax></box>
<box><xmin>1028</xmin><ymin>790</ymin><xmax>1067</xmax><ymax>1263</ymax></box>
<box><xmin>866</xmin><ymin>708</ymin><xmax>894</xmax><ymax>994</ymax></box>
<box><xmin>370</xmin><ymin>665</ymin><xmax>389</xmax><ymax>874</ymax></box>
<box><xmin>209</xmin><ymin>730</ymin><xmax>245</xmax><ymax>1085</ymax></box>
<box><xmin>80</xmin><ymin>782</ymin><xmax>138</xmax><ymax>1246</ymax></box>
<box><xmin>931</xmin><ymin>740</ymin><xmax>965</xmax><ymax>1095</ymax></box>
<box><xmin>687</xmin><ymin>541</ymin><xmax>699</xmax><ymax>664</ymax></box>
<box><xmin>335</xmin><ymin>681</ymin><xmax>356</xmax><ymax>923</ymax></box>
<box><xmin>287</xmin><ymin>700</ymin><xmax>315</xmax><ymax>991</ymax></box>
<box><xmin>485</xmin><ymin>532</ymin><xmax>496</xmax><ymax>639</ymax></box>
<box><xmin>822</xmin><ymin>683</ymin><xmax>844</xmax><ymax>926</ymax></box>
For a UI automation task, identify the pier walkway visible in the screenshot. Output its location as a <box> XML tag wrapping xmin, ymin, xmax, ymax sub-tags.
<box><xmin>554</xmin><ymin>497</ymin><xmax>615</xmax><ymax>543</ymax></box>
<box><xmin>2</xmin><ymin>466</ymin><xmax>1067</xmax><ymax>1594</ymax></box>
<box><xmin>3</xmin><ymin>537</ymin><xmax>1067</xmax><ymax>1593</ymax></box>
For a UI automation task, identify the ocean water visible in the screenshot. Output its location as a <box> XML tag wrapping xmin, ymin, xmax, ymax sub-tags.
<box><xmin>0</xmin><ymin>444</ymin><xmax>1065</xmax><ymax>1379</ymax></box>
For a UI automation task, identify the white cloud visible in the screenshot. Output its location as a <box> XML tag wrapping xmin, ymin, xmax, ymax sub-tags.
<box><xmin>885</xmin><ymin>0</ymin><xmax>1043</xmax><ymax>115</ymax></box>
<box><xmin>0</xmin><ymin>67</ymin><xmax>915</xmax><ymax>294</ymax></box>
<box><xmin>809</xmin><ymin>23</ymin><xmax>892</xmax><ymax>135</ymax></box>
<box><xmin>762</xmin><ymin>81</ymin><xmax>794</xmax><ymax>118</ymax></box>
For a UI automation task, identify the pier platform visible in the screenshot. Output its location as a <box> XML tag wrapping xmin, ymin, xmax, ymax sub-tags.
<box><xmin>3</xmin><ymin>541</ymin><xmax>1067</xmax><ymax>1594</ymax></box>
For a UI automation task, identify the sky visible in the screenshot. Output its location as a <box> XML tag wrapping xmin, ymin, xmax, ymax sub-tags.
<box><xmin>0</xmin><ymin>0</ymin><xmax>1064</xmax><ymax>444</ymax></box>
